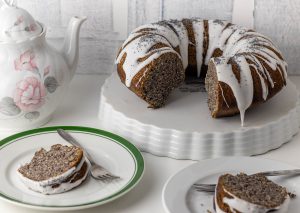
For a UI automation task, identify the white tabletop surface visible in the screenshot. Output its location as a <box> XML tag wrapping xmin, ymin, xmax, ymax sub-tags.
<box><xmin>1</xmin><ymin>74</ymin><xmax>300</xmax><ymax>213</ymax></box>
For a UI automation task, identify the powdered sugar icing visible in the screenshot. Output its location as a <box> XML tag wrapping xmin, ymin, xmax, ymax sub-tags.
<box><xmin>115</xmin><ymin>22</ymin><xmax>183</xmax><ymax>87</ymax></box>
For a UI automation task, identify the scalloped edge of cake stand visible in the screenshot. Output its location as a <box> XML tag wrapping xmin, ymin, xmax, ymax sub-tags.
<box><xmin>98</xmin><ymin>73</ymin><xmax>300</xmax><ymax>160</ymax></box>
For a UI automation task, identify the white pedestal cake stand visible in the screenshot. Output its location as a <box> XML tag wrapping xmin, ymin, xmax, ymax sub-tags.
<box><xmin>98</xmin><ymin>72</ymin><xmax>300</xmax><ymax>160</ymax></box>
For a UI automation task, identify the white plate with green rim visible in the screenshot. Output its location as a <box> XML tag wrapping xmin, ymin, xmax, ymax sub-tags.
<box><xmin>0</xmin><ymin>126</ymin><xmax>144</xmax><ymax>211</ymax></box>
<box><xmin>162</xmin><ymin>157</ymin><xmax>300</xmax><ymax>213</ymax></box>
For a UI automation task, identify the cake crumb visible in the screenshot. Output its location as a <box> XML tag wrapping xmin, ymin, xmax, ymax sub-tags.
<box><xmin>288</xmin><ymin>192</ymin><xmax>296</xmax><ymax>199</ymax></box>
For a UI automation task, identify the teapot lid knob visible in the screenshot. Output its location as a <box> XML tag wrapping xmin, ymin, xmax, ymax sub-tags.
<box><xmin>0</xmin><ymin>0</ymin><xmax>43</xmax><ymax>43</ymax></box>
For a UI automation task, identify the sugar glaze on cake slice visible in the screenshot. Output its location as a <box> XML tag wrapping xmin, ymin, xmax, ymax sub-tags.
<box><xmin>18</xmin><ymin>144</ymin><xmax>90</xmax><ymax>195</ymax></box>
<box><xmin>214</xmin><ymin>173</ymin><xmax>292</xmax><ymax>213</ymax></box>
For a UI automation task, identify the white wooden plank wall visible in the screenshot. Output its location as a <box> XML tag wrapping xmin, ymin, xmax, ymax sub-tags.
<box><xmin>255</xmin><ymin>0</ymin><xmax>300</xmax><ymax>75</ymax></box>
<box><xmin>1</xmin><ymin>0</ymin><xmax>300</xmax><ymax>75</ymax></box>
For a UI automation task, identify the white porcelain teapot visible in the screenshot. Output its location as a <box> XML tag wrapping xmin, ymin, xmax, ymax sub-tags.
<box><xmin>0</xmin><ymin>0</ymin><xmax>86</xmax><ymax>131</ymax></box>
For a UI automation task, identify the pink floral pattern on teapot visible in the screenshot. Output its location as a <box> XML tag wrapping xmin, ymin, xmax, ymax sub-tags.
<box><xmin>14</xmin><ymin>76</ymin><xmax>46</xmax><ymax>112</ymax></box>
<box><xmin>5</xmin><ymin>15</ymin><xmax>37</xmax><ymax>37</ymax></box>
<box><xmin>14</xmin><ymin>50</ymin><xmax>37</xmax><ymax>71</ymax></box>
<box><xmin>0</xmin><ymin>50</ymin><xmax>59</xmax><ymax>120</ymax></box>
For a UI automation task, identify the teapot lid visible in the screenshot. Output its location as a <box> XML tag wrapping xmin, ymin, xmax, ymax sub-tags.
<box><xmin>0</xmin><ymin>0</ymin><xmax>43</xmax><ymax>43</ymax></box>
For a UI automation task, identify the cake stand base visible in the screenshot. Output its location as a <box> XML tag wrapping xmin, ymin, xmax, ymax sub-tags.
<box><xmin>98</xmin><ymin>72</ymin><xmax>300</xmax><ymax>160</ymax></box>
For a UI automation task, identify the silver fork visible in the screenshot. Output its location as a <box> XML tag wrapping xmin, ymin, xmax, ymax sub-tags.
<box><xmin>193</xmin><ymin>169</ymin><xmax>300</xmax><ymax>192</ymax></box>
<box><xmin>57</xmin><ymin>129</ymin><xmax>120</xmax><ymax>181</ymax></box>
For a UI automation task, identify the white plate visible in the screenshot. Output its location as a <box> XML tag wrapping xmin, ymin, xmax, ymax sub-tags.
<box><xmin>98</xmin><ymin>72</ymin><xmax>300</xmax><ymax>160</ymax></box>
<box><xmin>162</xmin><ymin>157</ymin><xmax>300</xmax><ymax>213</ymax></box>
<box><xmin>0</xmin><ymin>126</ymin><xmax>144</xmax><ymax>211</ymax></box>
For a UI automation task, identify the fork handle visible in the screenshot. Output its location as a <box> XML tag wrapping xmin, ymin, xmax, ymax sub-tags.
<box><xmin>260</xmin><ymin>169</ymin><xmax>300</xmax><ymax>176</ymax></box>
<box><xmin>57</xmin><ymin>129</ymin><xmax>96</xmax><ymax>165</ymax></box>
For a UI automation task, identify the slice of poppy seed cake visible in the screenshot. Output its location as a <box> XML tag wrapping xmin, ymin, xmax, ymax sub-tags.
<box><xmin>18</xmin><ymin>144</ymin><xmax>90</xmax><ymax>195</ymax></box>
<box><xmin>214</xmin><ymin>173</ymin><xmax>293</xmax><ymax>213</ymax></box>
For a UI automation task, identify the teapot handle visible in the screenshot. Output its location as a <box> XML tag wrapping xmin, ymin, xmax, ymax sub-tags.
<box><xmin>1</xmin><ymin>0</ymin><xmax>15</xmax><ymax>7</ymax></box>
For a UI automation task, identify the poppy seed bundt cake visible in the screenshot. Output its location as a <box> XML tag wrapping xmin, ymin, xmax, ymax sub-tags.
<box><xmin>115</xmin><ymin>19</ymin><xmax>287</xmax><ymax>126</ymax></box>
<box><xmin>18</xmin><ymin>144</ymin><xmax>89</xmax><ymax>195</ymax></box>
<box><xmin>214</xmin><ymin>173</ymin><xmax>292</xmax><ymax>212</ymax></box>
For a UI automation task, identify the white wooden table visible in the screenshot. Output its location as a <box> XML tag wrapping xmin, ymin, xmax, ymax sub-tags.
<box><xmin>1</xmin><ymin>74</ymin><xmax>300</xmax><ymax>213</ymax></box>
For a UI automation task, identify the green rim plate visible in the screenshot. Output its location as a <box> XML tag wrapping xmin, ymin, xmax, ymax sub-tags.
<box><xmin>0</xmin><ymin>126</ymin><xmax>144</xmax><ymax>210</ymax></box>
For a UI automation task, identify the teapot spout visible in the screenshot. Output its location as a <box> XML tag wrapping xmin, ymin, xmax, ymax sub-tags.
<box><xmin>62</xmin><ymin>16</ymin><xmax>87</xmax><ymax>78</ymax></box>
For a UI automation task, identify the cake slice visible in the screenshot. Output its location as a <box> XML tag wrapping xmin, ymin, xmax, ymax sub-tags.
<box><xmin>18</xmin><ymin>144</ymin><xmax>89</xmax><ymax>195</ymax></box>
<box><xmin>214</xmin><ymin>173</ymin><xmax>292</xmax><ymax>213</ymax></box>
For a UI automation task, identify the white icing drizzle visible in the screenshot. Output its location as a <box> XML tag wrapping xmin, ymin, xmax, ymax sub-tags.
<box><xmin>41</xmin><ymin>164</ymin><xmax>89</xmax><ymax>195</ymax></box>
<box><xmin>116</xmin><ymin>34</ymin><xmax>180</xmax><ymax>87</ymax></box>
<box><xmin>247</xmin><ymin>54</ymin><xmax>269</xmax><ymax>100</ymax></box>
<box><xmin>219</xmin><ymin>84</ymin><xmax>230</xmax><ymax>108</ymax></box>
<box><xmin>204</xmin><ymin>20</ymin><xmax>228</xmax><ymax>64</ymax></box>
<box><xmin>18</xmin><ymin>157</ymin><xmax>90</xmax><ymax>195</ymax></box>
<box><xmin>116</xmin><ymin>23</ymin><xmax>182</xmax><ymax>87</ymax></box>
<box><xmin>214</xmin><ymin>186</ymin><xmax>290</xmax><ymax>213</ymax></box>
<box><xmin>192</xmin><ymin>19</ymin><xmax>204</xmax><ymax>77</ymax></box>
<box><xmin>116</xmin><ymin>18</ymin><xmax>287</xmax><ymax>126</ymax></box>
<box><xmin>213</xmin><ymin>56</ymin><xmax>253</xmax><ymax>126</ymax></box>
<box><xmin>167</xmin><ymin>21</ymin><xmax>189</xmax><ymax>69</ymax></box>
